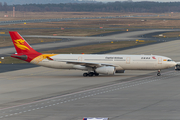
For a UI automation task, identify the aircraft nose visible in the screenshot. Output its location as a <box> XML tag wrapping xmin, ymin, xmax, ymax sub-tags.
<box><xmin>171</xmin><ymin>62</ymin><xmax>177</xmax><ymax>67</ymax></box>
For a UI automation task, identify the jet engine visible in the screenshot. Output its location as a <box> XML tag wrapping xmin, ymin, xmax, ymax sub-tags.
<box><xmin>95</xmin><ymin>66</ymin><xmax>115</xmax><ymax>75</ymax></box>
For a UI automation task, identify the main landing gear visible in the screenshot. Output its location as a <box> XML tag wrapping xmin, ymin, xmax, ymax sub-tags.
<box><xmin>83</xmin><ymin>72</ymin><xmax>99</xmax><ymax>77</ymax></box>
<box><xmin>157</xmin><ymin>70</ymin><xmax>161</xmax><ymax>76</ymax></box>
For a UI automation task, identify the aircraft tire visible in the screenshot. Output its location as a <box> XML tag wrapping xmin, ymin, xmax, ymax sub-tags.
<box><xmin>95</xmin><ymin>73</ymin><xmax>99</xmax><ymax>76</ymax></box>
<box><xmin>157</xmin><ymin>73</ymin><xmax>161</xmax><ymax>76</ymax></box>
<box><xmin>89</xmin><ymin>72</ymin><xmax>94</xmax><ymax>77</ymax></box>
<box><xmin>83</xmin><ymin>73</ymin><xmax>88</xmax><ymax>77</ymax></box>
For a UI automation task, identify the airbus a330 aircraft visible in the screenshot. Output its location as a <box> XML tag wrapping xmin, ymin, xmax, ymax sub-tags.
<box><xmin>9</xmin><ymin>31</ymin><xmax>177</xmax><ymax>77</ymax></box>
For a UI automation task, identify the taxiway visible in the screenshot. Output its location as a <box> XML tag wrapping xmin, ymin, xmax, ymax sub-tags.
<box><xmin>0</xmin><ymin>37</ymin><xmax>180</xmax><ymax>119</ymax></box>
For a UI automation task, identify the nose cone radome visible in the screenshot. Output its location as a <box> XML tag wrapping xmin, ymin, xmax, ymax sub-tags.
<box><xmin>170</xmin><ymin>62</ymin><xmax>177</xmax><ymax>67</ymax></box>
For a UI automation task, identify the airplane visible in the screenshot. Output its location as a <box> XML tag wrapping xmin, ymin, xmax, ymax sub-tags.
<box><xmin>9</xmin><ymin>31</ymin><xmax>177</xmax><ymax>77</ymax></box>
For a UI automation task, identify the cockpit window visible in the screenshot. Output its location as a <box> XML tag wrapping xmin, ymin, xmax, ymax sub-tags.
<box><xmin>167</xmin><ymin>59</ymin><xmax>173</xmax><ymax>61</ymax></box>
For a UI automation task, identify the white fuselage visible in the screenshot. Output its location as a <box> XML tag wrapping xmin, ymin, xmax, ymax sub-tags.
<box><xmin>31</xmin><ymin>54</ymin><xmax>176</xmax><ymax>72</ymax></box>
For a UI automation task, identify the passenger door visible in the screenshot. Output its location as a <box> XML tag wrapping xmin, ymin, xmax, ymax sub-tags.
<box><xmin>126</xmin><ymin>57</ymin><xmax>131</xmax><ymax>64</ymax></box>
<box><xmin>158</xmin><ymin>57</ymin><xmax>162</xmax><ymax>64</ymax></box>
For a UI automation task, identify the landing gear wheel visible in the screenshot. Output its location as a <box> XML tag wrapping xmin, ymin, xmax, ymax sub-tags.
<box><xmin>157</xmin><ymin>73</ymin><xmax>161</xmax><ymax>76</ymax></box>
<box><xmin>157</xmin><ymin>70</ymin><xmax>161</xmax><ymax>76</ymax></box>
<box><xmin>89</xmin><ymin>72</ymin><xmax>94</xmax><ymax>77</ymax></box>
<box><xmin>95</xmin><ymin>73</ymin><xmax>99</xmax><ymax>76</ymax></box>
<box><xmin>83</xmin><ymin>73</ymin><xmax>88</xmax><ymax>77</ymax></box>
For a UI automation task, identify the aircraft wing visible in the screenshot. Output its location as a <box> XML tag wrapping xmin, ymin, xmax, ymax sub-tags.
<box><xmin>65</xmin><ymin>61</ymin><xmax>117</xmax><ymax>67</ymax></box>
<box><xmin>47</xmin><ymin>57</ymin><xmax>117</xmax><ymax>67</ymax></box>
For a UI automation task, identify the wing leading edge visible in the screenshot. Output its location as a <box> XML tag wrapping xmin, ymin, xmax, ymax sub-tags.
<box><xmin>47</xmin><ymin>56</ymin><xmax>117</xmax><ymax>67</ymax></box>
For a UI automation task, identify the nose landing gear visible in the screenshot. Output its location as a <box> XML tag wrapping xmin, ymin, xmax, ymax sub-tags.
<box><xmin>157</xmin><ymin>70</ymin><xmax>161</xmax><ymax>76</ymax></box>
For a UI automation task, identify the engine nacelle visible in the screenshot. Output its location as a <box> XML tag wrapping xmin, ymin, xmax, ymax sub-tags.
<box><xmin>95</xmin><ymin>66</ymin><xmax>115</xmax><ymax>75</ymax></box>
<box><xmin>175</xmin><ymin>64</ymin><xmax>180</xmax><ymax>70</ymax></box>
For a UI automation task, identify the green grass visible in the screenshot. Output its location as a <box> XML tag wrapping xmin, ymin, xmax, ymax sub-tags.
<box><xmin>153</xmin><ymin>31</ymin><xmax>180</xmax><ymax>38</ymax></box>
<box><xmin>0</xmin><ymin>56</ymin><xmax>27</xmax><ymax>64</ymax></box>
<box><xmin>42</xmin><ymin>40</ymin><xmax>155</xmax><ymax>54</ymax></box>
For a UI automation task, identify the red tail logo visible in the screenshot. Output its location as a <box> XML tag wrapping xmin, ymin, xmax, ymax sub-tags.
<box><xmin>9</xmin><ymin>31</ymin><xmax>42</xmax><ymax>62</ymax></box>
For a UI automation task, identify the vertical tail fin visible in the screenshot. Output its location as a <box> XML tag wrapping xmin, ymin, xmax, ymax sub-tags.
<box><xmin>9</xmin><ymin>31</ymin><xmax>42</xmax><ymax>62</ymax></box>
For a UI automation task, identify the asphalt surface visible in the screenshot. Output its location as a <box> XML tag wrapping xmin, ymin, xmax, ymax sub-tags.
<box><xmin>0</xmin><ymin>35</ymin><xmax>180</xmax><ymax>120</ymax></box>
<box><xmin>0</xmin><ymin>64</ymin><xmax>38</xmax><ymax>73</ymax></box>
